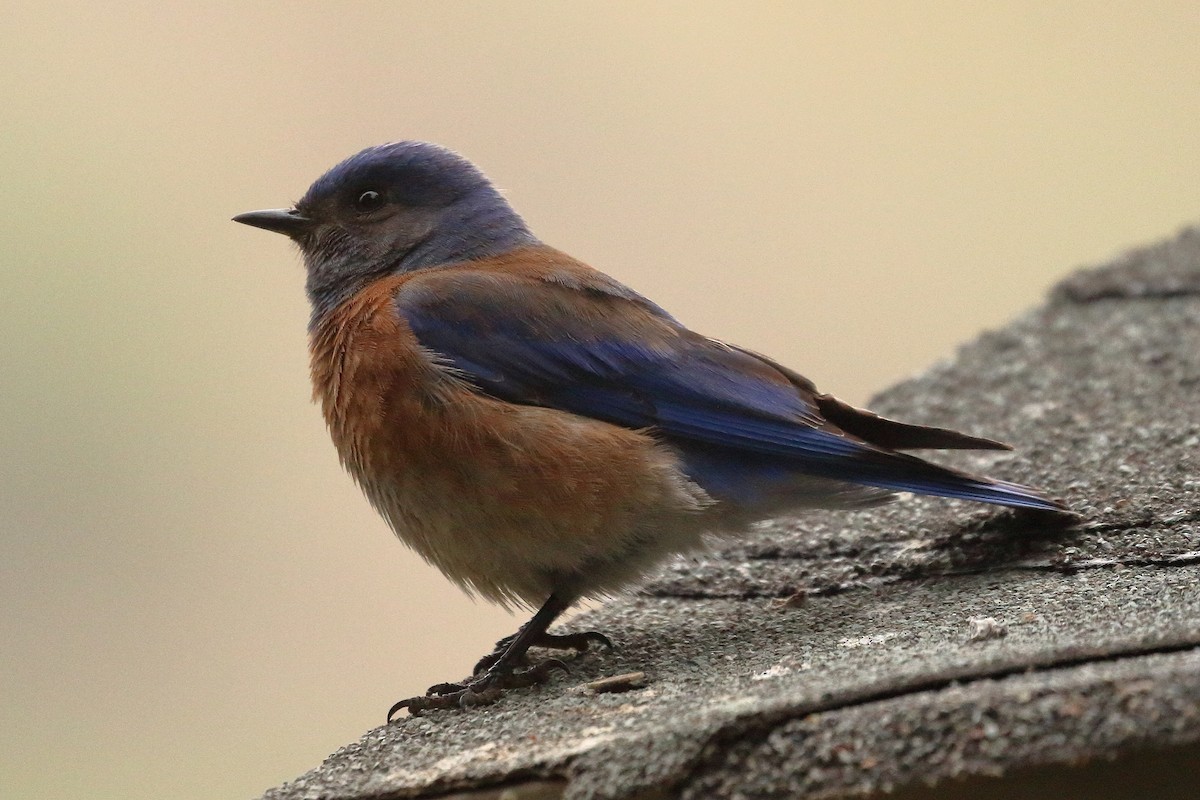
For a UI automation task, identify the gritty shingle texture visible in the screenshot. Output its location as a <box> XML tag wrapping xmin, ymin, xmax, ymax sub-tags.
<box><xmin>261</xmin><ymin>226</ymin><xmax>1200</xmax><ymax>800</ymax></box>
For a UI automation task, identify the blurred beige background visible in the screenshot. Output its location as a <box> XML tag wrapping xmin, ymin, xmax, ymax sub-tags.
<box><xmin>1</xmin><ymin>3</ymin><xmax>1197</xmax><ymax>799</ymax></box>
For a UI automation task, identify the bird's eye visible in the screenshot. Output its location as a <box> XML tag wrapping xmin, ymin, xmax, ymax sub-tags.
<box><xmin>354</xmin><ymin>190</ymin><xmax>385</xmax><ymax>212</ymax></box>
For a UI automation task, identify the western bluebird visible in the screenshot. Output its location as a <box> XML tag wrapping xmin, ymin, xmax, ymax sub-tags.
<box><xmin>234</xmin><ymin>141</ymin><xmax>1068</xmax><ymax>717</ymax></box>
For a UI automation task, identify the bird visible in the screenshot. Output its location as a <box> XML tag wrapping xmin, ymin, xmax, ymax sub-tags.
<box><xmin>233</xmin><ymin>141</ymin><xmax>1068</xmax><ymax>718</ymax></box>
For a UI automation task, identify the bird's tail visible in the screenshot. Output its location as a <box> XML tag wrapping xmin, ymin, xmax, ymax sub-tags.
<box><xmin>813</xmin><ymin>444</ymin><xmax>1069</xmax><ymax>512</ymax></box>
<box><xmin>801</xmin><ymin>394</ymin><xmax>1068</xmax><ymax>512</ymax></box>
<box><xmin>679</xmin><ymin>441</ymin><xmax>1069</xmax><ymax>514</ymax></box>
<box><xmin>856</xmin><ymin>465</ymin><xmax>1067</xmax><ymax>511</ymax></box>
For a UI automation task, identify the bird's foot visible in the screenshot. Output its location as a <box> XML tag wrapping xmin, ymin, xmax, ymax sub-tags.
<box><xmin>472</xmin><ymin>629</ymin><xmax>613</xmax><ymax>674</ymax></box>
<box><xmin>387</xmin><ymin>658</ymin><xmax>569</xmax><ymax>720</ymax></box>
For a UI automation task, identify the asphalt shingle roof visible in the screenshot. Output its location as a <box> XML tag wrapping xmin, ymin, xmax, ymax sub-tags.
<box><xmin>261</xmin><ymin>226</ymin><xmax>1200</xmax><ymax>800</ymax></box>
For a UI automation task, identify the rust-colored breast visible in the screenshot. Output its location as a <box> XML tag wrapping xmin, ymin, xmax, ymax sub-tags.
<box><xmin>308</xmin><ymin>274</ymin><xmax>441</xmax><ymax>480</ymax></box>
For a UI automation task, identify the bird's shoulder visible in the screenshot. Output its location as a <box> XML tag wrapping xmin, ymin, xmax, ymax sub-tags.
<box><xmin>395</xmin><ymin>244</ymin><xmax>678</xmax><ymax>334</ymax></box>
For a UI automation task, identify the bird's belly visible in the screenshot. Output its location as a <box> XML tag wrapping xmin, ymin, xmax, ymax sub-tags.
<box><xmin>349</xmin><ymin>393</ymin><xmax>712</xmax><ymax>606</ymax></box>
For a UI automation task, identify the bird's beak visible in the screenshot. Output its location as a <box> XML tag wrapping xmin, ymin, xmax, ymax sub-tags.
<box><xmin>232</xmin><ymin>208</ymin><xmax>312</xmax><ymax>238</ymax></box>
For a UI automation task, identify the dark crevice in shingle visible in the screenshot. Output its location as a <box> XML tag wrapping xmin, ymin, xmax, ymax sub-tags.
<box><xmin>404</xmin><ymin>777</ymin><xmax>568</xmax><ymax>800</ymax></box>
<box><xmin>642</xmin><ymin>508</ymin><xmax>1200</xmax><ymax>601</ymax></box>
<box><xmin>666</xmin><ymin>639</ymin><xmax>1200</xmax><ymax>797</ymax></box>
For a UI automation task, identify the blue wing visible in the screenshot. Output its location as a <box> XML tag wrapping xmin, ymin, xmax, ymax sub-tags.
<box><xmin>396</xmin><ymin>265</ymin><xmax>1063</xmax><ymax>511</ymax></box>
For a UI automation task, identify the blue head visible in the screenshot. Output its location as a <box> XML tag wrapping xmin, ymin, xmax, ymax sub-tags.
<box><xmin>234</xmin><ymin>141</ymin><xmax>537</xmax><ymax>322</ymax></box>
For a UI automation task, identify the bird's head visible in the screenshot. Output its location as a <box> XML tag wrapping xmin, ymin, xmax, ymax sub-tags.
<box><xmin>234</xmin><ymin>141</ymin><xmax>535</xmax><ymax>322</ymax></box>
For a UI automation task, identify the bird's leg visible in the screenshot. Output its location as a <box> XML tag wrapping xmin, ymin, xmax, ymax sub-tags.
<box><xmin>389</xmin><ymin>593</ymin><xmax>603</xmax><ymax>719</ymax></box>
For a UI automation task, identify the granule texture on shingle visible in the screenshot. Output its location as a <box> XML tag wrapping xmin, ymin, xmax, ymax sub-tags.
<box><xmin>261</xmin><ymin>225</ymin><xmax>1200</xmax><ymax>800</ymax></box>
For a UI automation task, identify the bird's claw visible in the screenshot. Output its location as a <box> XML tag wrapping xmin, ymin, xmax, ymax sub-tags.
<box><xmin>388</xmin><ymin>658</ymin><xmax>570</xmax><ymax>720</ymax></box>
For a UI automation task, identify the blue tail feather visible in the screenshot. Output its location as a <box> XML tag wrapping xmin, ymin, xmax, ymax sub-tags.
<box><xmin>678</xmin><ymin>444</ymin><xmax>1066</xmax><ymax>513</ymax></box>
